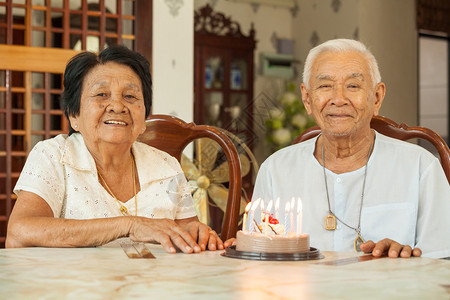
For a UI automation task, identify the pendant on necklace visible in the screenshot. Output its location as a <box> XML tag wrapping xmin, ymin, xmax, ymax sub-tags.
<box><xmin>120</xmin><ymin>205</ymin><xmax>131</xmax><ymax>216</ymax></box>
<box><xmin>325</xmin><ymin>214</ymin><xmax>336</xmax><ymax>230</ymax></box>
<box><xmin>354</xmin><ymin>234</ymin><xmax>365</xmax><ymax>252</ymax></box>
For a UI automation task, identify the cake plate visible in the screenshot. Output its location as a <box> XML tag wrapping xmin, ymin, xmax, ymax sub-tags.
<box><xmin>221</xmin><ymin>245</ymin><xmax>323</xmax><ymax>261</ymax></box>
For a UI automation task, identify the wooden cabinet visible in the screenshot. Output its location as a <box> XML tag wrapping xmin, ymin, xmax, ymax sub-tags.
<box><xmin>194</xmin><ymin>4</ymin><xmax>256</xmax><ymax>191</ymax></box>
<box><xmin>193</xmin><ymin>5</ymin><xmax>256</xmax><ymax>230</ymax></box>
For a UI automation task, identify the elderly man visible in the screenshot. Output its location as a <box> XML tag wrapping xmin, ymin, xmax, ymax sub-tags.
<box><xmin>252</xmin><ymin>39</ymin><xmax>450</xmax><ymax>258</ymax></box>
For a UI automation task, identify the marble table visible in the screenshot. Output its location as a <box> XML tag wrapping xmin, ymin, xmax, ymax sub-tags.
<box><xmin>0</xmin><ymin>244</ymin><xmax>449</xmax><ymax>299</ymax></box>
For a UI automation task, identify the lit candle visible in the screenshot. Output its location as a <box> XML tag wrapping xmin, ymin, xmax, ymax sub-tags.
<box><xmin>275</xmin><ymin>197</ymin><xmax>280</xmax><ymax>220</ymax></box>
<box><xmin>265</xmin><ymin>200</ymin><xmax>273</xmax><ymax>234</ymax></box>
<box><xmin>290</xmin><ymin>197</ymin><xmax>295</xmax><ymax>236</ymax></box>
<box><xmin>284</xmin><ymin>202</ymin><xmax>290</xmax><ymax>237</ymax></box>
<box><xmin>248</xmin><ymin>198</ymin><xmax>261</xmax><ymax>234</ymax></box>
<box><xmin>242</xmin><ymin>202</ymin><xmax>252</xmax><ymax>232</ymax></box>
<box><xmin>296</xmin><ymin>197</ymin><xmax>303</xmax><ymax>235</ymax></box>
<box><xmin>260</xmin><ymin>200</ymin><xmax>265</xmax><ymax>224</ymax></box>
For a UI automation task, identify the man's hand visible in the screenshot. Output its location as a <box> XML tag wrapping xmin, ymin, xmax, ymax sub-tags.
<box><xmin>360</xmin><ymin>238</ymin><xmax>422</xmax><ymax>258</ymax></box>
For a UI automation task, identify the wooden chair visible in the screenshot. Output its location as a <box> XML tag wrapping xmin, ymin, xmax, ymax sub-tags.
<box><xmin>137</xmin><ymin>114</ymin><xmax>242</xmax><ymax>240</ymax></box>
<box><xmin>293</xmin><ymin>115</ymin><xmax>450</xmax><ymax>184</ymax></box>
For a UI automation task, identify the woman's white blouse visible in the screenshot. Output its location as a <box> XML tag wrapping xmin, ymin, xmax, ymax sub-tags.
<box><xmin>14</xmin><ymin>134</ymin><xmax>197</xmax><ymax>220</ymax></box>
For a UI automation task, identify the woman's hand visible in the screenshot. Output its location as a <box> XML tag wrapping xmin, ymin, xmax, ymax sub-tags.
<box><xmin>182</xmin><ymin>221</ymin><xmax>237</xmax><ymax>251</ymax></box>
<box><xmin>179</xmin><ymin>219</ymin><xmax>225</xmax><ymax>251</ymax></box>
<box><xmin>128</xmin><ymin>217</ymin><xmax>202</xmax><ymax>254</ymax></box>
<box><xmin>223</xmin><ymin>238</ymin><xmax>236</xmax><ymax>248</ymax></box>
<box><xmin>176</xmin><ymin>217</ymin><xmax>238</xmax><ymax>251</ymax></box>
<box><xmin>360</xmin><ymin>238</ymin><xmax>422</xmax><ymax>258</ymax></box>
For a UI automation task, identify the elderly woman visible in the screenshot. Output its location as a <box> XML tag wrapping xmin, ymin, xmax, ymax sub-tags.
<box><xmin>251</xmin><ymin>39</ymin><xmax>450</xmax><ymax>258</ymax></box>
<box><xmin>6</xmin><ymin>45</ymin><xmax>230</xmax><ymax>253</ymax></box>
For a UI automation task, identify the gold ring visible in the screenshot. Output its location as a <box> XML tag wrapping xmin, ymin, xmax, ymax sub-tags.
<box><xmin>209</xmin><ymin>230</ymin><xmax>215</xmax><ymax>234</ymax></box>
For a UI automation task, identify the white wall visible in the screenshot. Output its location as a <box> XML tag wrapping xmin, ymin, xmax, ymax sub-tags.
<box><xmin>419</xmin><ymin>37</ymin><xmax>448</xmax><ymax>142</ymax></box>
<box><xmin>358</xmin><ymin>0</ymin><xmax>418</xmax><ymax>126</ymax></box>
<box><xmin>293</xmin><ymin>0</ymin><xmax>418</xmax><ymax>126</ymax></box>
<box><xmin>293</xmin><ymin>0</ymin><xmax>359</xmax><ymax>76</ymax></box>
<box><xmin>152</xmin><ymin>1</ymin><xmax>194</xmax><ymax>122</ymax></box>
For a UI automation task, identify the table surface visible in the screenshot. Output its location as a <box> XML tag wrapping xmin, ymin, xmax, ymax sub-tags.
<box><xmin>0</xmin><ymin>244</ymin><xmax>449</xmax><ymax>299</ymax></box>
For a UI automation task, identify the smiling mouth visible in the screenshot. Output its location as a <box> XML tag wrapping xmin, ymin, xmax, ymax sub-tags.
<box><xmin>104</xmin><ymin>120</ymin><xmax>127</xmax><ymax>125</ymax></box>
<box><xmin>327</xmin><ymin>114</ymin><xmax>352</xmax><ymax>118</ymax></box>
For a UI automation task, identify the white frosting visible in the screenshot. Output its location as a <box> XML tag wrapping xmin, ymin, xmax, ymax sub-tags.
<box><xmin>236</xmin><ymin>230</ymin><xmax>310</xmax><ymax>253</ymax></box>
<box><xmin>267</xmin><ymin>223</ymin><xmax>285</xmax><ymax>235</ymax></box>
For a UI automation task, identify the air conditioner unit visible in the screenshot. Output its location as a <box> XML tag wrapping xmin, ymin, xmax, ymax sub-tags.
<box><xmin>260</xmin><ymin>52</ymin><xmax>294</xmax><ymax>79</ymax></box>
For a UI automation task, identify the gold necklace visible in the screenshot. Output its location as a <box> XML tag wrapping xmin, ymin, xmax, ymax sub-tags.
<box><xmin>97</xmin><ymin>153</ymin><xmax>138</xmax><ymax>216</ymax></box>
<box><xmin>322</xmin><ymin>136</ymin><xmax>373</xmax><ymax>252</ymax></box>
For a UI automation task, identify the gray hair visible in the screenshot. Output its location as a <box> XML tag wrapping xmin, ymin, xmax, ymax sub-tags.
<box><xmin>302</xmin><ymin>39</ymin><xmax>381</xmax><ymax>89</ymax></box>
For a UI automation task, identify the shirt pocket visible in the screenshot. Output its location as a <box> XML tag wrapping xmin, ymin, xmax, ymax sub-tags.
<box><xmin>361</xmin><ymin>202</ymin><xmax>417</xmax><ymax>246</ymax></box>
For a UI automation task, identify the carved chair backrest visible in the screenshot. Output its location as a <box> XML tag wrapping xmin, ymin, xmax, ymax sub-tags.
<box><xmin>137</xmin><ymin>114</ymin><xmax>242</xmax><ymax>240</ymax></box>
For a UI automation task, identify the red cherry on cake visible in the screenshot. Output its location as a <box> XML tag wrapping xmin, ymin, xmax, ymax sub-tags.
<box><xmin>268</xmin><ymin>214</ymin><xmax>279</xmax><ymax>225</ymax></box>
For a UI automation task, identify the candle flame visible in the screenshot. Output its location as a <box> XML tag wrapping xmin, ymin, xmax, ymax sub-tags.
<box><xmin>275</xmin><ymin>198</ymin><xmax>280</xmax><ymax>210</ymax></box>
<box><xmin>297</xmin><ymin>197</ymin><xmax>303</xmax><ymax>213</ymax></box>
<box><xmin>290</xmin><ymin>197</ymin><xmax>295</xmax><ymax>210</ymax></box>
<box><xmin>244</xmin><ymin>201</ymin><xmax>252</xmax><ymax>213</ymax></box>
<box><xmin>260</xmin><ymin>199</ymin><xmax>265</xmax><ymax>211</ymax></box>
<box><xmin>266</xmin><ymin>200</ymin><xmax>273</xmax><ymax>212</ymax></box>
<box><xmin>285</xmin><ymin>202</ymin><xmax>290</xmax><ymax>212</ymax></box>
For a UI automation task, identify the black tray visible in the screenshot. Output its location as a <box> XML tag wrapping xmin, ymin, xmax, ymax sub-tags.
<box><xmin>221</xmin><ymin>245</ymin><xmax>323</xmax><ymax>261</ymax></box>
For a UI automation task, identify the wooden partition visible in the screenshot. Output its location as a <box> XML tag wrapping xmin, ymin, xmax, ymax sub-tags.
<box><xmin>0</xmin><ymin>45</ymin><xmax>78</xmax><ymax>247</ymax></box>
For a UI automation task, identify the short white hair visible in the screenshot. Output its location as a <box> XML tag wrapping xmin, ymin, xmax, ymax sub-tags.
<box><xmin>302</xmin><ymin>39</ymin><xmax>381</xmax><ymax>89</ymax></box>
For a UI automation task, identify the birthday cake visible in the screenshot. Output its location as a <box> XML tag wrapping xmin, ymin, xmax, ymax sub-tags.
<box><xmin>236</xmin><ymin>231</ymin><xmax>310</xmax><ymax>253</ymax></box>
<box><xmin>236</xmin><ymin>212</ymin><xmax>310</xmax><ymax>254</ymax></box>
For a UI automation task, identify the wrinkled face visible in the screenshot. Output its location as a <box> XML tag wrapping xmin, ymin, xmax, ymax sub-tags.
<box><xmin>69</xmin><ymin>62</ymin><xmax>146</xmax><ymax>148</ymax></box>
<box><xmin>301</xmin><ymin>51</ymin><xmax>385</xmax><ymax>138</ymax></box>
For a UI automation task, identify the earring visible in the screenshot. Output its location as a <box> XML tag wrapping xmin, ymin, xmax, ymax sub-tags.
<box><xmin>74</xmin><ymin>125</ymin><xmax>78</xmax><ymax>128</ymax></box>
